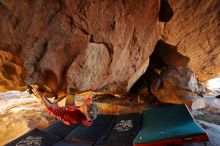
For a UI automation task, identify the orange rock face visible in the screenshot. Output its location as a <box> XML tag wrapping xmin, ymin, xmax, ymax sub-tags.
<box><xmin>0</xmin><ymin>0</ymin><xmax>160</xmax><ymax>94</ymax></box>
<box><xmin>1</xmin><ymin>0</ymin><xmax>220</xmax><ymax>96</ymax></box>
<box><xmin>162</xmin><ymin>0</ymin><xmax>220</xmax><ymax>81</ymax></box>
<box><xmin>0</xmin><ymin>50</ymin><xmax>25</xmax><ymax>91</ymax></box>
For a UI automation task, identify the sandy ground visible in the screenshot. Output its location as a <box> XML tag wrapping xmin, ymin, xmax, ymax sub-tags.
<box><xmin>198</xmin><ymin>120</ymin><xmax>220</xmax><ymax>146</ymax></box>
<box><xmin>0</xmin><ymin>91</ymin><xmax>53</xmax><ymax>145</ymax></box>
<box><xmin>190</xmin><ymin>95</ymin><xmax>220</xmax><ymax>146</ymax></box>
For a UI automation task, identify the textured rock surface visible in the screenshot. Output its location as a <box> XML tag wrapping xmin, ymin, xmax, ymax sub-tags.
<box><xmin>1</xmin><ymin>0</ymin><xmax>220</xmax><ymax>106</ymax></box>
<box><xmin>0</xmin><ymin>0</ymin><xmax>160</xmax><ymax>94</ymax></box>
<box><xmin>0</xmin><ymin>50</ymin><xmax>25</xmax><ymax>91</ymax></box>
<box><xmin>162</xmin><ymin>0</ymin><xmax>220</xmax><ymax>81</ymax></box>
<box><xmin>151</xmin><ymin>67</ymin><xmax>206</xmax><ymax>108</ymax></box>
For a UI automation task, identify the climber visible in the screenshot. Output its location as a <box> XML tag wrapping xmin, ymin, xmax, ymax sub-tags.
<box><xmin>27</xmin><ymin>85</ymin><xmax>99</xmax><ymax>126</ymax></box>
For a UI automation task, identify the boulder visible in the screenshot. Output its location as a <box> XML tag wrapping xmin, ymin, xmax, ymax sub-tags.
<box><xmin>0</xmin><ymin>0</ymin><xmax>160</xmax><ymax>94</ymax></box>
<box><xmin>151</xmin><ymin>67</ymin><xmax>205</xmax><ymax>108</ymax></box>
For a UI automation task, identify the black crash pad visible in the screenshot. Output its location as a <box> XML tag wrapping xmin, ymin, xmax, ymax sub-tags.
<box><xmin>6</xmin><ymin>128</ymin><xmax>60</xmax><ymax>146</ymax></box>
<box><xmin>65</xmin><ymin>115</ymin><xmax>115</xmax><ymax>145</ymax></box>
<box><xmin>53</xmin><ymin>140</ymin><xmax>92</xmax><ymax>146</ymax></box>
<box><xmin>96</xmin><ymin>113</ymin><xmax>141</xmax><ymax>146</ymax></box>
<box><xmin>44</xmin><ymin>120</ymin><xmax>79</xmax><ymax>138</ymax></box>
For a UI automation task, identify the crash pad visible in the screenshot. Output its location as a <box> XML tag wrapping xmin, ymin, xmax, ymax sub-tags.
<box><xmin>53</xmin><ymin>140</ymin><xmax>92</xmax><ymax>146</ymax></box>
<box><xmin>44</xmin><ymin>120</ymin><xmax>79</xmax><ymax>138</ymax></box>
<box><xmin>133</xmin><ymin>104</ymin><xmax>208</xmax><ymax>146</ymax></box>
<box><xmin>6</xmin><ymin>128</ymin><xmax>60</xmax><ymax>146</ymax></box>
<box><xmin>65</xmin><ymin>115</ymin><xmax>115</xmax><ymax>144</ymax></box>
<box><xmin>96</xmin><ymin>113</ymin><xmax>141</xmax><ymax>146</ymax></box>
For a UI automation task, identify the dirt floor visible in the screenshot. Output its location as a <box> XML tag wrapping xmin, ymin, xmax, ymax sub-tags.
<box><xmin>0</xmin><ymin>91</ymin><xmax>53</xmax><ymax>145</ymax></box>
<box><xmin>190</xmin><ymin>96</ymin><xmax>220</xmax><ymax>146</ymax></box>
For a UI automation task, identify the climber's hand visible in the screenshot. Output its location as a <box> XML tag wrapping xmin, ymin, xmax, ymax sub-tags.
<box><xmin>27</xmin><ymin>85</ymin><xmax>34</xmax><ymax>95</ymax></box>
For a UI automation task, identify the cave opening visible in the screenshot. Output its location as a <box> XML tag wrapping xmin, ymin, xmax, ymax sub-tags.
<box><xmin>129</xmin><ymin>40</ymin><xmax>191</xmax><ymax>104</ymax></box>
<box><xmin>206</xmin><ymin>77</ymin><xmax>220</xmax><ymax>96</ymax></box>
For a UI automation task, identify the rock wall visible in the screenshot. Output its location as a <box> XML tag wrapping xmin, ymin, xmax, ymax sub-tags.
<box><xmin>0</xmin><ymin>0</ymin><xmax>160</xmax><ymax>94</ymax></box>
<box><xmin>162</xmin><ymin>0</ymin><xmax>220</xmax><ymax>81</ymax></box>
<box><xmin>0</xmin><ymin>50</ymin><xmax>25</xmax><ymax>91</ymax></box>
<box><xmin>1</xmin><ymin>0</ymin><xmax>220</xmax><ymax>98</ymax></box>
